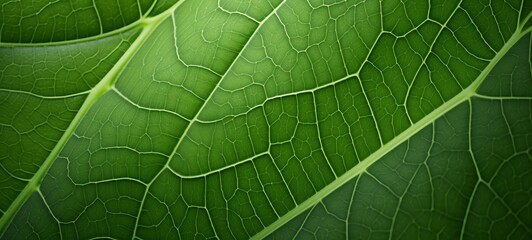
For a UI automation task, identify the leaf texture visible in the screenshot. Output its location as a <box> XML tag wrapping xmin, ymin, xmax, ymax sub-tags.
<box><xmin>0</xmin><ymin>0</ymin><xmax>531</xmax><ymax>239</ymax></box>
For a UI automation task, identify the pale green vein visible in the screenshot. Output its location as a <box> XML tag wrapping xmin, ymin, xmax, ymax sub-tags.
<box><xmin>0</xmin><ymin>19</ymin><xmax>144</xmax><ymax>47</ymax></box>
<box><xmin>0</xmin><ymin>88</ymin><xmax>91</xmax><ymax>99</ymax></box>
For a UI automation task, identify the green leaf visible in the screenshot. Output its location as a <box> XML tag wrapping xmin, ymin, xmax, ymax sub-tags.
<box><xmin>0</xmin><ymin>0</ymin><xmax>530</xmax><ymax>239</ymax></box>
<box><xmin>268</xmin><ymin>34</ymin><xmax>532</xmax><ymax>239</ymax></box>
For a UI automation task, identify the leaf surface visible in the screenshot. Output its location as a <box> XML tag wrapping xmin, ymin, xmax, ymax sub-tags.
<box><xmin>0</xmin><ymin>0</ymin><xmax>531</xmax><ymax>239</ymax></box>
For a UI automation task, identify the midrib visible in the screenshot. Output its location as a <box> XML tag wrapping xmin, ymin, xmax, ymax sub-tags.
<box><xmin>251</xmin><ymin>22</ymin><xmax>530</xmax><ymax>240</ymax></box>
<box><xmin>0</xmin><ymin>3</ymin><xmax>180</xmax><ymax>234</ymax></box>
